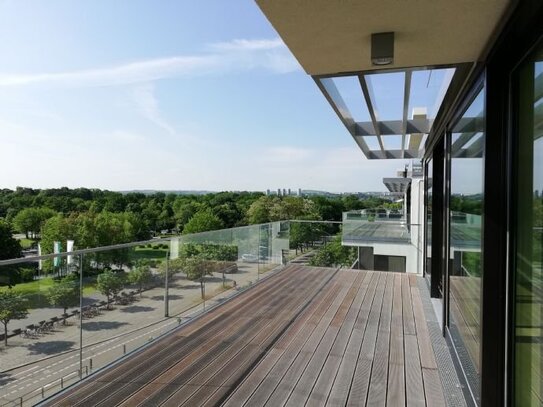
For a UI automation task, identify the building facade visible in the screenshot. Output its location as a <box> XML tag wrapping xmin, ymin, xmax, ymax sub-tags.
<box><xmin>256</xmin><ymin>1</ymin><xmax>543</xmax><ymax>405</ymax></box>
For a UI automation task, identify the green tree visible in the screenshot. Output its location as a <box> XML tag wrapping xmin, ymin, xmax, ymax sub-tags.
<box><xmin>181</xmin><ymin>256</ymin><xmax>214</xmax><ymax>299</ymax></box>
<box><xmin>96</xmin><ymin>271</ymin><xmax>124</xmax><ymax>309</ymax></box>
<box><xmin>310</xmin><ymin>196</ymin><xmax>345</xmax><ymax>221</ymax></box>
<box><xmin>341</xmin><ymin>195</ymin><xmax>365</xmax><ymax>211</ymax></box>
<box><xmin>309</xmin><ymin>236</ymin><xmax>356</xmax><ymax>268</ymax></box>
<box><xmin>47</xmin><ymin>279</ymin><xmax>79</xmax><ymax>323</ymax></box>
<box><xmin>128</xmin><ymin>262</ymin><xmax>154</xmax><ymax>296</ymax></box>
<box><xmin>183</xmin><ymin>209</ymin><xmax>224</xmax><ymax>234</ymax></box>
<box><xmin>12</xmin><ymin>207</ymin><xmax>56</xmax><ymax>239</ymax></box>
<box><xmin>159</xmin><ymin>258</ymin><xmax>181</xmax><ymax>280</ymax></box>
<box><xmin>0</xmin><ymin>220</ymin><xmax>22</xmax><ymax>261</ymax></box>
<box><xmin>290</xmin><ymin>222</ymin><xmax>324</xmax><ymax>254</ymax></box>
<box><xmin>173</xmin><ymin>200</ymin><xmax>199</xmax><ymax>231</ymax></box>
<box><xmin>180</xmin><ymin>243</ymin><xmax>238</xmax><ymax>261</ymax></box>
<box><xmin>246</xmin><ymin>196</ymin><xmax>272</xmax><ymax>224</ymax></box>
<box><xmin>0</xmin><ymin>220</ymin><xmax>23</xmax><ymax>287</ymax></box>
<box><xmin>40</xmin><ymin>215</ymin><xmax>75</xmax><ymax>255</ymax></box>
<box><xmin>0</xmin><ymin>290</ymin><xmax>28</xmax><ymax>346</ymax></box>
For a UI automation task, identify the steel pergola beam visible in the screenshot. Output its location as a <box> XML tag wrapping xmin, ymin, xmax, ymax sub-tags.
<box><xmin>354</xmin><ymin>118</ymin><xmax>432</xmax><ymax>136</ymax></box>
<box><xmin>402</xmin><ymin>71</ymin><xmax>412</xmax><ymax>159</ymax></box>
<box><xmin>313</xmin><ymin>76</ymin><xmax>371</xmax><ymax>157</ymax></box>
<box><xmin>358</xmin><ymin>74</ymin><xmax>386</xmax><ymax>155</ymax></box>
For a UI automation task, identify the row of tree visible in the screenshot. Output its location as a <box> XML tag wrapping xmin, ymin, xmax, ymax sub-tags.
<box><xmin>0</xmin><ymin>248</ymin><xmax>239</xmax><ymax>345</ymax></box>
<box><xmin>1</xmin><ymin>188</ymin><xmax>392</xmax><ymax>236</ymax></box>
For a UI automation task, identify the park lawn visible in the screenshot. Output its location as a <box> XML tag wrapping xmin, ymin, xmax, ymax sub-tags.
<box><xmin>0</xmin><ymin>277</ymin><xmax>55</xmax><ymax>295</ymax></box>
<box><xmin>18</xmin><ymin>238</ymin><xmax>37</xmax><ymax>249</ymax></box>
<box><xmin>131</xmin><ymin>246</ymin><xmax>169</xmax><ymax>262</ymax></box>
<box><xmin>0</xmin><ymin>277</ymin><xmax>98</xmax><ymax>309</ymax></box>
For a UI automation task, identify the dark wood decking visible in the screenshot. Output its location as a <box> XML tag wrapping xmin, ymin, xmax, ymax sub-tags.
<box><xmin>44</xmin><ymin>266</ymin><xmax>446</xmax><ymax>407</ymax></box>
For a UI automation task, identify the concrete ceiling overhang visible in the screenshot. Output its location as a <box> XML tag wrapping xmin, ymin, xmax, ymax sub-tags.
<box><xmin>256</xmin><ymin>0</ymin><xmax>512</xmax><ymax>75</ymax></box>
<box><xmin>383</xmin><ymin>177</ymin><xmax>411</xmax><ymax>194</ymax></box>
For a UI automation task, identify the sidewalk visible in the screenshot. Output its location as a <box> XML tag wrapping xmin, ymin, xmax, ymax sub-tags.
<box><xmin>0</xmin><ymin>262</ymin><xmax>267</xmax><ymax>372</ymax></box>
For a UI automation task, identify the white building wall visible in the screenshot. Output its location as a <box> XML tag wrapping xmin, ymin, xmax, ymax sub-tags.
<box><xmin>370</xmin><ymin>243</ymin><xmax>418</xmax><ymax>274</ymax></box>
<box><xmin>410</xmin><ymin>178</ymin><xmax>425</xmax><ymax>275</ymax></box>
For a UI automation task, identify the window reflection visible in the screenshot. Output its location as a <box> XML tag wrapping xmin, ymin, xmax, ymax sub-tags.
<box><xmin>448</xmin><ymin>88</ymin><xmax>485</xmax><ymax>403</ymax></box>
<box><xmin>514</xmin><ymin>45</ymin><xmax>543</xmax><ymax>407</ymax></box>
<box><xmin>425</xmin><ymin>159</ymin><xmax>433</xmax><ymax>280</ymax></box>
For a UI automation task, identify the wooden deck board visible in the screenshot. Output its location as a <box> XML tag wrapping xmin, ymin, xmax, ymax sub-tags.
<box><xmin>44</xmin><ymin>267</ymin><xmax>449</xmax><ymax>407</ymax></box>
<box><xmin>232</xmin><ymin>283</ymin><xmax>346</xmax><ymax>407</ymax></box>
<box><xmin>346</xmin><ymin>272</ymin><xmax>387</xmax><ymax>407</ymax></box>
<box><xmin>366</xmin><ymin>272</ymin><xmax>394</xmax><ymax>407</ymax></box>
<box><xmin>387</xmin><ymin>274</ymin><xmax>406</xmax><ymax>407</ymax></box>
<box><xmin>325</xmin><ymin>272</ymin><xmax>378</xmax><ymax>407</ymax></box>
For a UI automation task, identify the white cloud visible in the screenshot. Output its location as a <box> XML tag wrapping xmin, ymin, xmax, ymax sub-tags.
<box><xmin>209</xmin><ymin>38</ymin><xmax>284</xmax><ymax>51</ymax></box>
<box><xmin>0</xmin><ymin>38</ymin><xmax>300</xmax><ymax>88</ymax></box>
<box><xmin>132</xmin><ymin>84</ymin><xmax>176</xmax><ymax>135</ymax></box>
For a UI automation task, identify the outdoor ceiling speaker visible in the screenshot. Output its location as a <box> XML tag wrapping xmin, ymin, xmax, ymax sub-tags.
<box><xmin>371</xmin><ymin>32</ymin><xmax>394</xmax><ymax>66</ymax></box>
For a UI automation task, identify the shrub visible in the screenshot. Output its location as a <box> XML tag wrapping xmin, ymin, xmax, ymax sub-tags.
<box><xmin>19</xmin><ymin>267</ymin><xmax>36</xmax><ymax>283</ymax></box>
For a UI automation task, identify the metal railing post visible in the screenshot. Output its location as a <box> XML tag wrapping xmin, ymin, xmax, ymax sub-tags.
<box><xmin>164</xmin><ymin>252</ymin><xmax>169</xmax><ymax>317</ymax></box>
<box><xmin>79</xmin><ymin>254</ymin><xmax>83</xmax><ymax>380</ymax></box>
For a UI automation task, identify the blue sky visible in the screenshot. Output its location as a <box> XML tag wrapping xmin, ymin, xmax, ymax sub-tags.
<box><xmin>0</xmin><ymin>0</ymin><xmax>409</xmax><ymax>192</ymax></box>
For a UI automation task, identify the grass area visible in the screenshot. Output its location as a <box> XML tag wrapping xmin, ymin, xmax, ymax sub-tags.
<box><xmin>19</xmin><ymin>238</ymin><xmax>37</xmax><ymax>250</ymax></box>
<box><xmin>131</xmin><ymin>246</ymin><xmax>169</xmax><ymax>262</ymax></box>
<box><xmin>0</xmin><ymin>277</ymin><xmax>55</xmax><ymax>295</ymax></box>
<box><xmin>0</xmin><ymin>277</ymin><xmax>98</xmax><ymax>308</ymax></box>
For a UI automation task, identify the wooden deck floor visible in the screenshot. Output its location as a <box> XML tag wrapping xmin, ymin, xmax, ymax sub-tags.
<box><xmin>44</xmin><ymin>266</ymin><xmax>446</xmax><ymax>407</ymax></box>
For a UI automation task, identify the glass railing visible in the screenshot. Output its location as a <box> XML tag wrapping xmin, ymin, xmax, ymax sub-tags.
<box><xmin>449</xmin><ymin>212</ymin><xmax>482</xmax><ymax>251</ymax></box>
<box><xmin>0</xmin><ymin>222</ymin><xmax>290</xmax><ymax>407</ymax></box>
<box><xmin>342</xmin><ymin>210</ymin><xmax>411</xmax><ymax>244</ymax></box>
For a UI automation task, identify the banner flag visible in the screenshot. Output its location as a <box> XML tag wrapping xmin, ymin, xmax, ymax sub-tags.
<box><xmin>38</xmin><ymin>243</ymin><xmax>42</xmax><ymax>271</ymax></box>
<box><xmin>53</xmin><ymin>241</ymin><xmax>62</xmax><ymax>267</ymax></box>
<box><xmin>170</xmin><ymin>238</ymin><xmax>179</xmax><ymax>260</ymax></box>
<box><xmin>67</xmin><ymin>240</ymin><xmax>74</xmax><ymax>265</ymax></box>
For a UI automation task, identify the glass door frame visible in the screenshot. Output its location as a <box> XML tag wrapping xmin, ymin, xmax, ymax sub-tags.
<box><xmin>508</xmin><ymin>34</ymin><xmax>543</xmax><ymax>407</ymax></box>
<box><xmin>443</xmin><ymin>76</ymin><xmax>486</xmax><ymax>406</ymax></box>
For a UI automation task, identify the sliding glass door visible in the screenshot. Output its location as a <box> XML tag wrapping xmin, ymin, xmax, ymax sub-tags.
<box><xmin>512</xmin><ymin>40</ymin><xmax>543</xmax><ymax>406</ymax></box>
<box><xmin>447</xmin><ymin>86</ymin><xmax>485</xmax><ymax>404</ymax></box>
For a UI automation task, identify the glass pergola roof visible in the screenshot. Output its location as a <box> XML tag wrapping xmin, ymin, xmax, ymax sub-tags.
<box><xmin>314</xmin><ymin>66</ymin><xmax>459</xmax><ymax>159</ymax></box>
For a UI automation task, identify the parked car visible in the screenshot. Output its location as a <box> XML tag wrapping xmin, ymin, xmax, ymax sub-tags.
<box><xmin>241</xmin><ymin>254</ymin><xmax>258</xmax><ymax>262</ymax></box>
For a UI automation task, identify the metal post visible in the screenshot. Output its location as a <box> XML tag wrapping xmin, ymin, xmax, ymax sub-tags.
<box><xmin>164</xmin><ymin>253</ymin><xmax>169</xmax><ymax>317</ymax></box>
<box><xmin>85</xmin><ymin>365</ymin><xmax>88</xmax><ymax>376</ymax></box>
<box><xmin>90</xmin><ymin>358</ymin><xmax>93</xmax><ymax>371</ymax></box>
<box><xmin>79</xmin><ymin>254</ymin><xmax>83</xmax><ymax>379</ymax></box>
<box><xmin>20</xmin><ymin>396</ymin><xmax>23</xmax><ymax>406</ymax></box>
<box><xmin>41</xmin><ymin>387</ymin><xmax>44</xmax><ymax>398</ymax></box>
<box><xmin>257</xmin><ymin>225</ymin><xmax>261</xmax><ymax>281</ymax></box>
<box><xmin>60</xmin><ymin>377</ymin><xmax>63</xmax><ymax>389</ymax></box>
<box><xmin>123</xmin><ymin>344</ymin><xmax>126</xmax><ymax>355</ymax></box>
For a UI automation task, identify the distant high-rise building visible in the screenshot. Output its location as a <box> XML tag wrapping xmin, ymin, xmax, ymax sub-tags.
<box><xmin>283</xmin><ymin>188</ymin><xmax>287</xmax><ymax>196</ymax></box>
<box><xmin>298</xmin><ymin>188</ymin><xmax>302</xmax><ymax>196</ymax></box>
<box><xmin>277</xmin><ymin>188</ymin><xmax>281</xmax><ymax>196</ymax></box>
<box><xmin>288</xmin><ymin>188</ymin><xmax>291</xmax><ymax>195</ymax></box>
<box><xmin>266</xmin><ymin>189</ymin><xmax>271</xmax><ymax>196</ymax></box>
